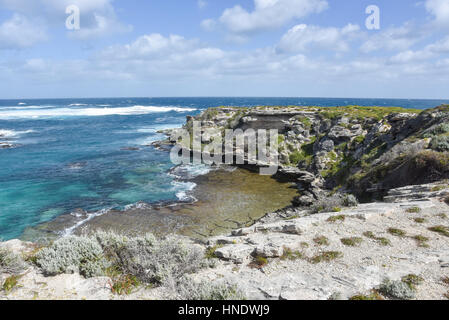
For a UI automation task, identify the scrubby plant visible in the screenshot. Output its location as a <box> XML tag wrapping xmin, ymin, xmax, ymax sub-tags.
<box><xmin>280</xmin><ymin>247</ymin><xmax>303</xmax><ymax>261</ymax></box>
<box><xmin>249</xmin><ymin>255</ymin><xmax>268</xmax><ymax>269</ymax></box>
<box><xmin>413</xmin><ymin>218</ymin><xmax>426</xmax><ymax>224</ymax></box>
<box><xmin>342</xmin><ymin>194</ymin><xmax>359</xmax><ymax>207</ymax></box>
<box><xmin>430</xmin><ymin>134</ymin><xmax>449</xmax><ymax>152</ymax></box>
<box><xmin>428</xmin><ymin>225</ymin><xmax>449</xmax><ymax>237</ymax></box>
<box><xmin>423</xmin><ymin>123</ymin><xmax>449</xmax><ymax>138</ymax></box>
<box><xmin>378</xmin><ymin>279</ymin><xmax>416</xmax><ymax>300</ymax></box>
<box><xmin>309</xmin><ymin>251</ymin><xmax>342</xmax><ymax>264</ymax></box>
<box><xmin>35</xmin><ymin>236</ymin><xmax>107</xmax><ymax>278</ymax></box>
<box><xmin>205</xmin><ymin>245</ymin><xmax>224</xmax><ymax>260</ymax></box>
<box><xmin>406</xmin><ymin>207</ymin><xmax>421</xmax><ymax>213</ymax></box>
<box><xmin>401</xmin><ymin>274</ymin><xmax>424</xmax><ymax>290</ymax></box>
<box><xmin>0</xmin><ymin>248</ymin><xmax>27</xmax><ymax>275</ymax></box>
<box><xmin>340</xmin><ymin>237</ymin><xmax>363</xmax><ymax>247</ymax></box>
<box><xmin>313</xmin><ymin>236</ymin><xmax>330</xmax><ymax>246</ymax></box>
<box><xmin>96</xmin><ymin>232</ymin><xmax>204</xmax><ymax>285</ymax></box>
<box><xmin>311</xmin><ymin>193</ymin><xmax>358</xmax><ymax>214</ymax></box>
<box><xmin>106</xmin><ymin>270</ymin><xmax>140</xmax><ymax>295</ymax></box>
<box><xmin>412</xmin><ymin>235</ymin><xmax>430</xmax><ymax>248</ymax></box>
<box><xmin>349</xmin><ymin>290</ymin><xmax>383</xmax><ymax>300</ymax></box>
<box><xmin>327</xmin><ymin>215</ymin><xmax>345</xmax><ymax>223</ymax></box>
<box><xmin>388</xmin><ymin>228</ymin><xmax>406</xmax><ymax>237</ymax></box>
<box><xmin>363</xmin><ymin>231</ymin><xmax>391</xmax><ymax>246</ymax></box>
<box><xmin>2</xmin><ymin>274</ymin><xmax>21</xmax><ymax>293</ymax></box>
<box><xmin>175</xmin><ymin>277</ymin><xmax>246</xmax><ymax>300</ymax></box>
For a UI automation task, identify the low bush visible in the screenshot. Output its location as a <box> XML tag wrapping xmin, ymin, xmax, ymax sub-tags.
<box><xmin>95</xmin><ymin>231</ymin><xmax>204</xmax><ymax>285</ymax></box>
<box><xmin>311</xmin><ymin>193</ymin><xmax>358</xmax><ymax>213</ymax></box>
<box><xmin>35</xmin><ymin>236</ymin><xmax>107</xmax><ymax>278</ymax></box>
<box><xmin>175</xmin><ymin>277</ymin><xmax>246</xmax><ymax>300</ymax></box>
<box><xmin>0</xmin><ymin>248</ymin><xmax>27</xmax><ymax>275</ymax></box>
<box><xmin>2</xmin><ymin>275</ymin><xmax>21</xmax><ymax>293</ymax></box>
<box><xmin>378</xmin><ymin>279</ymin><xmax>416</xmax><ymax>300</ymax></box>
<box><xmin>430</xmin><ymin>135</ymin><xmax>449</xmax><ymax>152</ymax></box>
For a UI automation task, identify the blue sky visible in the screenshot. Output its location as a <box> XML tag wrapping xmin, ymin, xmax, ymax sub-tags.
<box><xmin>0</xmin><ymin>0</ymin><xmax>449</xmax><ymax>99</ymax></box>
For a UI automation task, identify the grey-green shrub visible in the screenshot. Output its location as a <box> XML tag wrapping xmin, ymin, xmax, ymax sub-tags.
<box><xmin>35</xmin><ymin>236</ymin><xmax>107</xmax><ymax>277</ymax></box>
<box><xmin>430</xmin><ymin>135</ymin><xmax>449</xmax><ymax>152</ymax></box>
<box><xmin>175</xmin><ymin>277</ymin><xmax>246</xmax><ymax>300</ymax></box>
<box><xmin>378</xmin><ymin>279</ymin><xmax>416</xmax><ymax>300</ymax></box>
<box><xmin>311</xmin><ymin>193</ymin><xmax>358</xmax><ymax>213</ymax></box>
<box><xmin>94</xmin><ymin>232</ymin><xmax>204</xmax><ymax>285</ymax></box>
<box><xmin>423</xmin><ymin>123</ymin><xmax>449</xmax><ymax>138</ymax></box>
<box><xmin>0</xmin><ymin>248</ymin><xmax>27</xmax><ymax>275</ymax></box>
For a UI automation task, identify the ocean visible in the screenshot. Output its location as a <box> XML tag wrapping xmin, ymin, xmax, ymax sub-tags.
<box><xmin>1</xmin><ymin>97</ymin><xmax>448</xmax><ymax>241</ymax></box>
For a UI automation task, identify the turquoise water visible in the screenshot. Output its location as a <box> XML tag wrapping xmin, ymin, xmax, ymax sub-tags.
<box><xmin>0</xmin><ymin>97</ymin><xmax>448</xmax><ymax>240</ymax></box>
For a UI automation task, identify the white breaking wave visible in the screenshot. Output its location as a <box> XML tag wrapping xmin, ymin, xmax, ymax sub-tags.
<box><xmin>0</xmin><ymin>105</ymin><xmax>197</xmax><ymax>119</ymax></box>
<box><xmin>169</xmin><ymin>163</ymin><xmax>212</xmax><ymax>180</ymax></box>
<box><xmin>68</xmin><ymin>103</ymin><xmax>87</xmax><ymax>106</ymax></box>
<box><xmin>62</xmin><ymin>208</ymin><xmax>112</xmax><ymax>236</ymax></box>
<box><xmin>172</xmin><ymin>181</ymin><xmax>197</xmax><ymax>202</ymax></box>
<box><xmin>0</xmin><ymin>129</ymin><xmax>34</xmax><ymax>138</ymax></box>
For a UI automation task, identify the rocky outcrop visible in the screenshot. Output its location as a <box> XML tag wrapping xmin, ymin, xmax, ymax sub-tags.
<box><xmin>158</xmin><ymin>105</ymin><xmax>449</xmax><ymax>202</ymax></box>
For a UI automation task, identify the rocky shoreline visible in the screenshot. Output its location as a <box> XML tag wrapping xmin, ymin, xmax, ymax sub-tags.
<box><xmin>2</xmin><ymin>104</ymin><xmax>449</xmax><ymax>300</ymax></box>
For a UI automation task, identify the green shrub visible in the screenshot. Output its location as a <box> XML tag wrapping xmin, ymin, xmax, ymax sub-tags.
<box><xmin>423</xmin><ymin>123</ymin><xmax>449</xmax><ymax>138</ymax></box>
<box><xmin>2</xmin><ymin>275</ymin><xmax>21</xmax><ymax>293</ymax></box>
<box><xmin>313</xmin><ymin>236</ymin><xmax>330</xmax><ymax>246</ymax></box>
<box><xmin>309</xmin><ymin>251</ymin><xmax>343</xmax><ymax>264</ymax></box>
<box><xmin>406</xmin><ymin>207</ymin><xmax>421</xmax><ymax>213</ymax></box>
<box><xmin>0</xmin><ymin>248</ymin><xmax>27</xmax><ymax>275</ymax></box>
<box><xmin>378</xmin><ymin>279</ymin><xmax>416</xmax><ymax>300</ymax></box>
<box><xmin>35</xmin><ymin>236</ymin><xmax>107</xmax><ymax>278</ymax></box>
<box><xmin>349</xmin><ymin>291</ymin><xmax>383</xmax><ymax>300</ymax></box>
<box><xmin>401</xmin><ymin>274</ymin><xmax>424</xmax><ymax>290</ymax></box>
<box><xmin>340</xmin><ymin>237</ymin><xmax>363</xmax><ymax>247</ymax></box>
<box><xmin>430</xmin><ymin>135</ymin><xmax>449</xmax><ymax>152</ymax></box>
<box><xmin>95</xmin><ymin>232</ymin><xmax>204</xmax><ymax>285</ymax></box>
<box><xmin>412</xmin><ymin>235</ymin><xmax>430</xmax><ymax>248</ymax></box>
<box><xmin>327</xmin><ymin>215</ymin><xmax>345</xmax><ymax>223</ymax></box>
<box><xmin>388</xmin><ymin>228</ymin><xmax>406</xmax><ymax>237</ymax></box>
<box><xmin>176</xmin><ymin>278</ymin><xmax>246</xmax><ymax>300</ymax></box>
<box><xmin>428</xmin><ymin>226</ymin><xmax>449</xmax><ymax>237</ymax></box>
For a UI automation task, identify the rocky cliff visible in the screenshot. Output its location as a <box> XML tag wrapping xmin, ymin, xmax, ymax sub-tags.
<box><xmin>162</xmin><ymin>105</ymin><xmax>449</xmax><ymax>203</ymax></box>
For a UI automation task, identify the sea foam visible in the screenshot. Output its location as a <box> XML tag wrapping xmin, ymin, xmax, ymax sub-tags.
<box><xmin>0</xmin><ymin>105</ymin><xmax>197</xmax><ymax>119</ymax></box>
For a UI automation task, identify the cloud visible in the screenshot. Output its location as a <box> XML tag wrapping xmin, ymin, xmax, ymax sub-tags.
<box><xmin>277</xmin><ymin>23</ymin><xmax>360</xmax><ymax>53</ymax></box>
<box><xmin>360</xmin><ymin>23</ymin><xmax>423</xmax><ymax>53</ymax></box>
<box><xmin>0</xmin><ymin>0</ymin><xmax>131</xmax><ymax>40</ymax></box>
<box><xmin>0</xmin><ymin>14</ymin><xmax>47</xmax><ymax>49</ymax></box>
<box><xmin>197</xmin><ymin>0</ymin><xmax>207</xmax><ymax>9</ymax></box>
<box><xmin>425</xmin><ymin>0</ymin><xmax>449</xmax><ymax>27</ymax></box>
<box><xmin>201</xmin><ymin>19</ymin><xmax>216</xmax><ymax>31</ymax></box>
<box><xmin>203</xmin><ymin>0</ymin><xmax>328</xmax><ymax>35</ymax></box>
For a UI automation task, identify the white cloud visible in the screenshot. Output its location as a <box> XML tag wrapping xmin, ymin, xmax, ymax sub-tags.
<box><xmin>426</xmin><ymin>0</ymin><xmax>449</xmax><ymax>27</ymax></box>
<box><xmin>277</xmin><ymin>23</ymin><xmax>360</xmax><ymax>53</ymax></box>
<box><xmin>0</xmin><ymin>0</ymin><xmax>131</xmax><ymax>40</ymax></box>
<box><xmin>389</xmin><ymin>50</ymin><xmax>435</xmax><ymax>64</ymax></box>
<box><xmin>203</xmin><ymin>0</ymin><xmax>328</xmax><ymax>35</ymax></box>
<box><xmin>360</xmin><ymin>23</ymin><xmax>423</xmax><ymax>53</ymax></box>
<box><xmin>0</xmin><ymin>14</ymin><xmax>47</xmax><ymax>49</ymax></box>
<box><xmin>100</xmin><ymin>34</ymin><xmax>203</xmax><ymax>60</ymax></box>
<box><xmin>197</xmin><ymin>0</ymin><xmax>207</xmax><ymax>9</ymax></box>
<box><xmin>201</xmin><ymin>19</ymin><xmax>216</xmax><ymax>31</ymax></box>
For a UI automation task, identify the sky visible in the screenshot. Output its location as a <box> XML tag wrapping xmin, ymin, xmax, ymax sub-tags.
<box><xmin>0</xmin><ymin>0</ymin><xmax>449</xmax><ymax>99</ymax></box>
